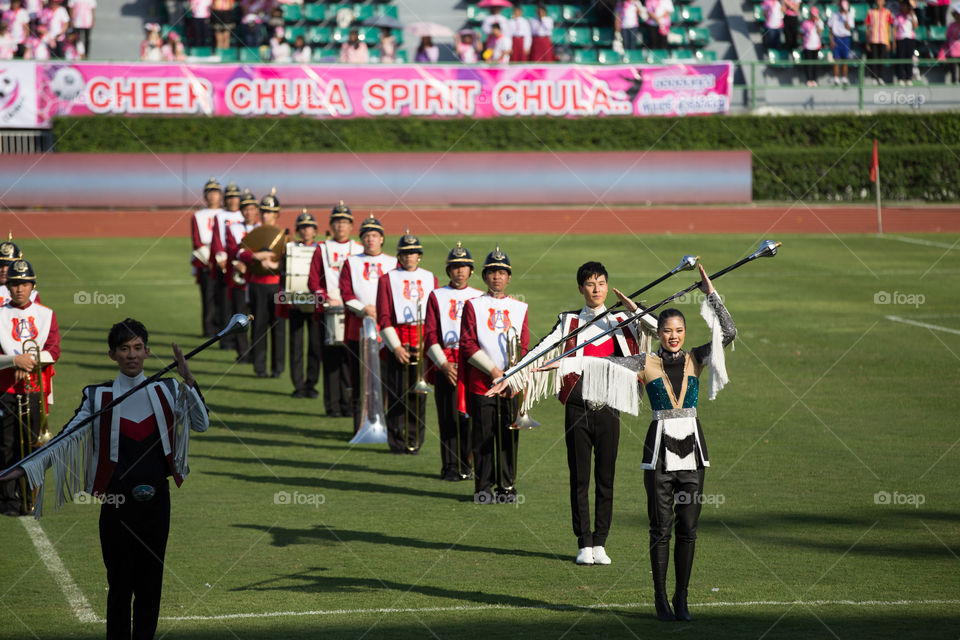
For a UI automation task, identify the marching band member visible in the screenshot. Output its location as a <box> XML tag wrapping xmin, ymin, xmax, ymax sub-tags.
<box><xmin>190</xmin><ymin>177</ymin><xmax>223</xmax><ymax>338</ymax></box>
<box><xmin>0</xmin><ymin>235</ymin><xmax>40</xmax><ymax>306</ymax></box>
<box><xmin>338</xmin><ymin>214</ymin><xmax>396</xmax><ymax>434</ymax></box>
<box><xmin>209</xmin><ymin>181</ymin><xmax>244</xmax><ymax>351</ymax></box>
<box><xmin>235</xmin><ymin>189</ymin><xmax>286</xmax><ymax>378</ymax></box>
<box><xmin>542</xmin><ymin>264</ymin><xmax>736</xmax><ymax>622</ymax></box>
<box><xmin>306</xmin><ymin>201</ymin><xmax>363</xmax><ymax>417</ymax></box>
<box><xmin>0</xmin><ymin>260</ymin><xmax>59</xmax><ymax>516</ymax></box>
<box><xmin>424</xmin><ymin>242</ymin><xmax>481</xmax><ymax>480</ymax></box>
<box><xmin>376</xmin><ymin>230</ymin><xmax>438</xmax><ymax>454</ymax></box>
<box><xmin>223</xmin><ymin>189</ymin><xmax>258</xmax><ymax>363</ymax></box>
<box><xmin>489</xmin><ymin>262</ymin><xmax>657</xmax><ymax>565</ymax></box>
<box><xmin>459</xmin><ymin>246</ymin><xmax>528</xmax><ymax>504</ymax></box>
<box><xmin>282</xmin><ymin>211</ymin><xmax>321</xmax><ymax>399</ymax></box>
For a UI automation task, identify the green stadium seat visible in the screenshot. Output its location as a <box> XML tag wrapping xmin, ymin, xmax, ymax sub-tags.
<box><xmin>596</xmin><ymin>48</ymin><xmax>621</xmax><ymax>64</ymax></box>
<box><xmin>332</xmin><ymin>27</ymin><xmax>351</xmax><ymax>44</ymax></box>
<box><xmin>854</xmin><ymin>24</ymin><xmax>866</xmax><ymax>43</ymax></box>
<box><xmin>765</xmin><ymin>48</ymin><xmax>797</xmax><ymax>63</ymax></box>
<box><xmin>239</xmin><ymin>47</ymin><xmax>263</xmax><ymax>62</ymax></box>
<box><xmin>352</xmin><ymin>4</ymin><xmax>375</xmax><ymax>21</ymax></box>
<box><xmin>326</xmin><ymin>4</ymin><xmax>351</xmax><ymax>22</ymax></box>
<box><xmin>311</xmin><ymin>47</ymin><xmax>334</xmax><ymax>62</ymax></box>
<box><xmin>467</xmin><ymin>5</ymin><xmax>490</xmax><ymax>23</ymax></box>
<box><xmin>562</xmin><ymin>4</ymin><xmax>584</xmax><ymax>23</ymax></box>
<box><xmin>566</xmin><ymin>26</ymin><xmax>592</xmax><ymax>47</ymax></box>
<box><xmin>546</xmin><ymin>5</ymin><xmax>562</xmax><ymax>22</ymax></box>
<box><xmin>668</xmin><ymin>27</ymin><xmax>688</xmax><ymax>45</ymax></box>
<box><xmin>188</xmin><ymin>46</ymin><xmax>213</xmax><ymax>57</ymax></box>
<box><xmin>308</xmin><ymin>25</ymin><xmax>332</xmax><ymax>44</ymax></box>
<box><xmin>282</xmin><ymin>4</ymin><xmax>301</xmax><ymax>22</ymax></box>
<box><xmin>285</xmin><ymin>25</ymin><xmax>306</xmax><ymax>41</ymax></box>
<box><xmin>359</xmin><ymin>26</ymin><xmax>379</xmax><ymax>44</ymax></box>
<box><xmin>521</xmin><ymin>5</ymin><xmax>539</xmax><ymax>19</ymax></box>
<box><xmin>396</xmin><ymin>49</ymin><xmax>408</xmax><ymax>62</ymax></box>
<box><xmin>218</xmin><ymin>47</ymin><xmax>238</xmax><ymax>62</ymax></box>
<box><xmin>687</xmin><ymin>27</ymin><xmax>710</xmax><ymax>46</ymax></box>
<box><xmin>928</xmin><ymin>25</ymin><xmax>947</xmax><ymax>42</ymax></box>
<box><xmin>303</xmin><ymin>4</ymin><xmax>327</xmax><ymax>22</ymax></box>
<box><xmin>392</xmin><ymin>28</ymin><xmax>403</xmax><ymax>45</ymax></box>
<box><xmin>622</xmin><ymin>48</ymin><xmax>647</xmax><ymax>63</ymax></box>
<box><xmin>753</xmin><ymin>5</ymin><xmax>765</xmax><ymax>22</ymax></box>
<box><xmin>680</xmin><ymin>6</ymin><xmax>703</xmax><ymax>22</ymax></box>
<box><xmin>915</xmin><ymin>25</ymin><xmax>927</xmax><ymax>40</ymax></box>
<box><xmin>375</xmin><ymin>5</ymin><xmax>399</xmax><ymax>19</ymax></box>
<box><xmin>695</xmin><ymin>49</ymin><xmax>718</xmax><ymax>61</ymax></box>
<box><xmin>645</xmin><ymin>49</ymin><xmax>671</xmax><ymax>63</ymax></box>
<box><xmin>592</xmin><ymin>27</ymin><xmax>614</xmax><ymax>46</ymax></box>
<box><xmin>573</xmin><ymin>48</ymin><xmax>599</xmax><ymax>63</ymax></box>
<box><xmin>552</xmin><ymin>27</ymin><xmax>569</xmax><ymax>45</ymax></box>
<box><xmin>850</xmin><ymin>3</ymin><xmax>868</xmax><ymax>22</ymax></box>
<box><xmin>162</xmin><ymin>24</ymin><xmax>184</xmax><ymax>39</ymax></box>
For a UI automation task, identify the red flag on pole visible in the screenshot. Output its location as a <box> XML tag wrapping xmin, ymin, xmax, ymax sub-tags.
<box><xmin>870</xmin><ymin>139</ymin><xmax>879</xmax><ymax>183</ymax></box>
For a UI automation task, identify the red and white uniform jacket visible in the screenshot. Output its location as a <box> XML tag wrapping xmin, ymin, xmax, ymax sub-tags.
<box><xmin>376</xmin><ymin>266</ymin><xmax>438</xmax><ymax>356</ymax></box>
<box><xmin>208</xmin><ymin>209</ymin><xmax>244</xmax><ymax>277</ymax></box>
<box><xmin>0</xmin><ymin>300</ymin><xmax>60</xmax><ymax>408</ymax></box>
<box><xmin>190</xmin><ymin>207</ymin><xmax>222</xmax><ymax>275</ymax></box>
<box><xmin>60</xmin><ymin>373</ymin><xmax>209</xmax><ymax>496</ymax></box>
<box><xmin>224</xmin><ymin>219</ymin><xmax>257</xmax><ymax>290</ymax></box>
<box><xmin>459</xmin><ymin>294</ymin><xmax>529</xmax><ymax>395</ymax></box>
<box><xmin>306</xmin><ymin>238</ymin><xmax>364</xmax><ymax>316</ymax></box>
<box><xmin>424</xmin><ymin>283</ymin><xmax>482</xmax><ymax>410</ymax></box>
<box><xmin>338</xmin><ymin>252</ymin><xmax>397</xmax><ymax>342</ymax></box>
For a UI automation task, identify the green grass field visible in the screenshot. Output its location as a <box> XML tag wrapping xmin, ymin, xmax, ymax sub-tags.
<box><xmin>1</xmin><ymin>232</ymin><xmax>959</xmax><ymax>639</ymax></box>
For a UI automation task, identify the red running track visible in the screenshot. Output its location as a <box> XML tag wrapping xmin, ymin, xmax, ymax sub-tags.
<box><xmin>1</xmin><ymin>206</ymin><xmax>958</xmax><ymax>238</ymax></box>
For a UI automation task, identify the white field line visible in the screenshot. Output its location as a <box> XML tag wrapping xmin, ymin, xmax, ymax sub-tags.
<box><xmin>156</xmin><ymin>599</ymin><xmax>960</xmax><ymax>623</ymax></box>
<box><xmin>885</xmin><ymin>235</ymin><xmax>960</xmax><ymax>250</ymax></box>
<box><xmin>886</xmin><ymin>315</ymin><xmax>960</xmax><ymax>336</ymax></box>
<box><xmin>19</xmin><ymin>517</ymin><xmax>99</xmax><ymax>623</ymax></box>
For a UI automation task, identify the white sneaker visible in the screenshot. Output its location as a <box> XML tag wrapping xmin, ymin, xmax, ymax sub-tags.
<box><xmin>592</xmin><ymin>546</ymin><xmax>612</xmax><ymax>565</ymax></box>
<box><xmin>576</xmin><ymin>547</ymin><xmax>594</xmax><ymax>565</ymax></box>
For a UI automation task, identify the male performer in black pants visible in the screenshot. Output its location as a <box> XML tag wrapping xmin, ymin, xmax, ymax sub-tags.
<box><xmin>189</xmin><ymin>177</ymin><xmax>223</xmax><ymax>338</ymax></box>
<box><xmin>209</xmin><ymin>181</ymin><xmax>244</xmax><ymax>350</ymax></box>
<box><xmin>424</xmin><ymin>242</ymin><xmax>481</xmax><ymax>479</ymax></box>
<box><xmin>223</xmin><ymin>189</ymin><xmax>258</xmax><ymax>364</ymax></box>
<box><xmin>283</xmin><ymin>211</ymin><xmax>322</xmax><ymax>398</ymax></box>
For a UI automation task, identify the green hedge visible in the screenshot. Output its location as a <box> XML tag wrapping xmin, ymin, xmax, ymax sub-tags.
<box><xmin>51</xmin><ymin>114</ymin><xmax>960</xmax><ymax>201</ymax></box>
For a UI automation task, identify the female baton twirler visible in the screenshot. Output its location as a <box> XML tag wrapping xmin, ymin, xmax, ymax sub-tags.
<box><xmin>542</xmin><ymin>263</ymin><xmax>736</xmax><ymax>622</ymax></box>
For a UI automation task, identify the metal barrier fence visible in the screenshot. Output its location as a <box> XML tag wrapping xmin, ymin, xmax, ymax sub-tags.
<box><xmin>0</xmin><ymin>130</ymin><xmax>53</xmax><ymax>154</ymax></box>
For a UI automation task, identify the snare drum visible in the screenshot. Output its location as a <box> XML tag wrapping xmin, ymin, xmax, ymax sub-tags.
<box><xmin>323</xmin><ymin>306</ymin><xmax>346</xmax><ymax>345</ymax></box>
<box><xmin>283</xmin><ymin>243</ymin><xmax>318</xmax><ymax>313</ymax></box>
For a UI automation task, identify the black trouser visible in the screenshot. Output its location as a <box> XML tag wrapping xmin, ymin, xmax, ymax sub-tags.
<box><xmin>784</xmin><ymin>14</ymin><xmax>799</xmax><ymax>50</ymax></box>
<box><xmin>248</xmin><ymin>282</ymin><xmax>285</xmax><ymax>376</ymax></box>
<box><xmin>319</xmin><ymin>318</ymin><xmax>351</xmax><ymax>415</ymax></box>
<box><xmin>802</xmin><ymin>49</ymin><xmax>819</xmax><ymax>82</ymax></box>
<box><xmin>865</xmin><ymin>42</ymin><xmax>889</xmax><ymax>81</ymax></box>
<box><xmin>435</xmin><ymin>374</ymin><xmax>471</xmax><ymax>477</ymax></box>
<box><xmin>196</xmin><ymin>267</ymin><xmax>217</xmax><ymax>337</ymax></box>
<box><xmin>288</xmin><ymin>307</ymin><xmax>321</xmax><ymax>393</ymax></box>
<box><xmin>644</xmin><ymin>459</ymin><xmax>705</xmax><ymax>598</ymax></box>
<box><xmin>99</xmin><ymin>481</ymin><xmax>170</xmax><ymax>640</ymax></box>
<box><xmin>0</xmin><ymin>392</ymin><xmax>43</xmax><ymax>515</ymax></box>
<box><xmin>896</xmin><ymin>38</ymin><xmax>915</xmax><ymax>80</ymax></box>
<box><xmin>564</xmin><ymin>399</ymin><xmax>619</xmax><ymax>549</ymax></box>
<box><xmin>470</xmin><ymin>393</ymin><xmax>518</xmax><ymax>496</ymax></box>
<box><xmin>384</xmin><ymin>356</ymin><xmax>426</xmax><ymax>453</ymax></box>
<box><xmin>229</xmin><ymin>286</ymin><xmax>250</xmax><ymax>359</ymax></box>
<box><xmin>646</xmin><ymin>23</ymin><xmax>667</xmax><ymax>50</ymax></box>
<box><xmin>213</xmin><ymin>271</ymin><xmax>234</xmax><ymax>349</ymax></box>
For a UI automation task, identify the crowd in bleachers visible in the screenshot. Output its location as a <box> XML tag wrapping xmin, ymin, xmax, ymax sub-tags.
<box><xmin>0</xmin><ymin>0</ymin><xmax>93</xmax><ymax>60</ymax></box>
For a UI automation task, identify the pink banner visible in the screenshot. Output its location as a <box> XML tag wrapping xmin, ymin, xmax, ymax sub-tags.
<box><xmin>31</xmin><ymin>61</ymin><xmax>732</xmax><ymax>127</ymax></box>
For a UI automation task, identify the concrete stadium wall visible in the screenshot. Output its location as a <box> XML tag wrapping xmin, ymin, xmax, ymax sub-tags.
<box><xmin>1</xmin><ymin>151</ymin><xmax>751</xmax><ymax>208</ymax></box>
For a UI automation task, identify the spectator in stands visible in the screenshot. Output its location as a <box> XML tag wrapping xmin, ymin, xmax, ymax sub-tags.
<box><xmin>239</xmin><ymin>0</ymin><xmax>269</xmax><ymax>48</ymax></box>
<box><xmin>24</xmin><ymin>21</ymin><xmax>52</xmax><ymax>59</ymax></box>
<box><xmin>211</xmin><ymin>0</ymin><xmax>236</xmax><ymax>51</ymax></box>
<box><xmin>414</xmin><ymin>35</ymin><xmax>439</xmax><ymax>62</ymax></box>
<box><xmin>930</xmin><ymin>0</ymin><xmax>949</xmax><ymax>24</ymax></box>
<box><xmin>940</xmin><ymin>3</ymin><xmax>960</xmax><ymax>81</ymax></box>
<box><xmin>615</xmin><ymin>0</ymin><xmax>644</xmax><ymax>50</ymax></box>
<box><xmin>646</xmin><ymin>0</ymin><xmax>673</xmax><ymax>50</ymax></box>
<box><xmin>162</xmin><ymin>30</ymin><xmax>185</xmax><ymax>60</ymax></box>
<box><xmin>379</xmin><ymin>27</ymin><xmax>397</xmax><ymax>63</ymax></box>
<box><xmin>68</xmin><ymin>0</ymin><xmax>95</xmax><ymax>56</ymax></box>
<box><xmin>3</xmin><ymin>0</ymin><xmax>30</xmax><ymax>56</ymax></box>
<box><xmin>509</xmin><ymin>5</ymin><xmax>531</xmax><ymax>62</ymax></box>
<box><xmin>530</xmin><ymin>4</ymin><xmax>555</xmax><ymax>62</ymax></box>
<box><xmin>61</xmin><ymin>27</ymin><xmax>85</xmax><ymax>58</ymax></box>
<box><xmin>190</xmin><ymin>0</ymin><xmax>213</xmax><ymax>47</ymax></box>
<box><xmin>828</xmin><ymin>0</ymin><xmax>856</xmax><ymax>84</ymax></box>
<box><xmin>456</xmin><ymin>29</ymin><xmax>480</xmax><ymax>63</ymax></box>
<box><xmin>799</xmin><ymin>6</ymin><xmax>823</xmax><ymax>85</ymax></box>
<box><xmin>865</xmin><ymin>0</ymin><xmax>894</xmax><ymax>83</ymax></box>
<box><xmin>481</xmin><ymin>6</ymin><xmax>509</xmax><ymax>39</ymax></box>
<box><xmin>140</xmin><ymin>22</ymin><xmax>163</xmax><ymax>60</ymax></box>
<box><xmin>483</xmin><ymin>21</ymin><xmax>511</xmax><ymax>63</ymax></box>
<box><xmin>291</xmin><ymin>33</ymin><xmax>310</xmax><ymax>62</ymax></box>
<box><xmin>762</xmin><ymin>0</ymin><xmax>784</xmax><ymax>50</ymax></box>
<box><xmin>894</xmin><ymin>0</ymin><xmax>918</xmax><ymax>83</ymax></box>
<box><xmin>269</xmin><ymin>25</ymin><xmax>290</xmax><ymax>61</ymax></box>
<box><xmin>339</xmin><ymin>27</ymin><xmax>368</xmax><ymax>63</ymax></box>
<box><xmin>266</xmin><ymin>5</ymin><xmax>283</xmax><ymax>33</ymax></box>
<box><xmin>24</xmin><ymin>0</ymin><xmax>39</xmax><ymax>21</ymax></box>
<box><xmin>783</xmin><ymin>0</ymin><xmax>800</xmax><ymax>49</ymax></box>
<box><xmin>0</xmin><ymin>22</ymin><xmax>17</xmax><ymax>59</ymax></box>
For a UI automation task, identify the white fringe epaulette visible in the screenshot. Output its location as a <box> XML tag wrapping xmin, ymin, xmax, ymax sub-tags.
<box><xmin>558</xmin><ymin>356</ymin><xmax>640</xmax><ymax>416</ymax></box>
<box><xmin>700</xmin><ymin>296</ymin><xmax>731</xmax><ymax>400</ymax></box>
<box><xmin>22</xmin><ymin>423</ymin><xmax>94</xmax><ymax>519</ymax></box>
<box><xmin>507</xmin><ymin>343</ymin><xmax>563</xmax><ymax>415</ymax></box>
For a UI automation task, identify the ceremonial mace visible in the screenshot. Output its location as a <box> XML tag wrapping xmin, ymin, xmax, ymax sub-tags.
<box><xmin>496</xmin><ymin>254</ymin><xmax>699</xmax><ymax>383</ymax></box>
<box><xmin>0</xmin><ymin>314</ymin><xmax>252</xmax><ymax>481</ymax></box>
<box><xmin>540</xmin><ymin>240</ymin><xmax>782</xmax><ymax>368</ymax></box>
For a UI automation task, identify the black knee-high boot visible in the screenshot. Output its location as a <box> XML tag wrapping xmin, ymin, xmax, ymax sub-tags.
<box><xmin>651</xmin><ymin>541</ymin><xmax>676</xmax><ymax>621</ymax></box>
<box><xmin>672</xmin><ymin>540</ymin><xmax>695</xmax><ymax>621</ymax></box>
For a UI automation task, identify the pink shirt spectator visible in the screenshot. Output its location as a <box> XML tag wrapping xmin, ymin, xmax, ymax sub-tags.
<box><xmin>0</xmin><ymin>32</ymin><xmax>16</xmax><ymax>59</ymax></box>
<box><xmin>783</xmin><ymin>0</ymin><xmax>800</xmax><ymax>17</ymax></box>
<box><xmin>617</xmin><ymin>0</ymin><xmax>642</xmax><ymax>29</ymax></box>
<box><xmin>339</xmin><ymin>40</ymin><xmax>369</xmax><ymax>63</ymax></box>
<box><xmin>68</xmin><ymin>0</ymin><xmax>96</xmax><ymax>28</ymax></box>
<box><xmin>3</xmin><ymin>7</ymin><xmax>30</xmax><ymax>43</ymax></box>
<box><xmin>893</xmin><ymin>12</ymin><xmax>916</xmax><ymax>39</ymax></box>
<box><xmin>946</xmin><ymin>21</ymin><xmax>960</xmax><ymax>56</ymax></box>
<box><xmin>25</xmin><ymin>35</ymin><xmax>51</xmax><ymax>59</ymax></box>
<box><xmin>190</xmin><ymin>0</ymin><xmax>211</xmax><ymax>20</ymax></box>
<box><xmin>291</xmin><ymin>44</ymin><xmax>311</xmax><ymax>62</ymax></box>
<box><xmin>801</xmin><ymin>17</ymin><xmax>822</xmax><ymax>48</ymax></box>
<box><xmin>647</xmin><ymin>0</ymin><xmax>674</xmax><ymax>34</ymax></box>
<box><xmin>457</xmin><ymin>40</ymin><xmax>478</xmax><ymax>62</ymax></box>
<box><xmin>763</xmin><ymin>0</ymin><xmax>784</xmax><ymax>28</ymax></box>
<box><xmin>23</xmin><ymin>0</ymin><xmax>40</xmax><ymax>17</ymax></box>
<box><xmin>47</xmin><ymin>4</ymin><xmax>71</xmax><ymax>40</ymax></box>
<box><xmin>62</xmin><ymin>39</ymin><xmax>85</xmax><ymax>59</ymax></box>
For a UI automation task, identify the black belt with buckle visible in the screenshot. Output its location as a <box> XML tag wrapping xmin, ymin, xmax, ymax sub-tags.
<box><xmin>131</xmin><ymin>484</ymin><xmax>157</xmax><ymax>502</ymax></box>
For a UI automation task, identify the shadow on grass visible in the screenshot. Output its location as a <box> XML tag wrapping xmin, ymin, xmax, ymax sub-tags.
<box><xmin>191</xmin><ymin>453</ymin><xmax>436</xmax><ymax>481</ymax></box>
<box><xmin>197</xmin><ymin>433</ymin><xmax>352</xmax><ymax>452</ymax></box>
<box><xmin>232</xmin><ymin>523</ymin><xmax>562</xmax><ymax>562</ymax></box>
